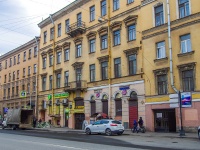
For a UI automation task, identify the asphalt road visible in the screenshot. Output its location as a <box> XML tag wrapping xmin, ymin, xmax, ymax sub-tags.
<box><xmin>0</xmin><ymin>129</ymin><xmax>198</xmax><ymax>150</ymax></box>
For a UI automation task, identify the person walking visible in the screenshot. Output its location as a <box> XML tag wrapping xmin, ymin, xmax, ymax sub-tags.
<box><xmin>32</xmin><ymin>116</ymin><xmax>37</xmax><ymax>128</ymax></box>
<box><xmin>132</xmin><ymin>120</ymin><xmax>138</xmax><ymax>133</ymax></box>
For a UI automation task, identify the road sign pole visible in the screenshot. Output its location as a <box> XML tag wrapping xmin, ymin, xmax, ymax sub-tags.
<box><xmin>179</xmin><ymin>91</ymin><xmax>185</xmax><ymax>137</ymax></box>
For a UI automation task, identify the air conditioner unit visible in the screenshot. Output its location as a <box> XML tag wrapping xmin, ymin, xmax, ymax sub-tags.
<box><xmin>98</xmin><ymin>17</ymin><xmax>104</xmax><ymax>23</ymax></box>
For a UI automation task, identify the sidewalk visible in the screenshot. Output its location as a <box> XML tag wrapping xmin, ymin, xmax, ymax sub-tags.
<box><xmin>30</xmin><ymin>127</ymin><xmax>198</xmax><ymax>139</ymax></box>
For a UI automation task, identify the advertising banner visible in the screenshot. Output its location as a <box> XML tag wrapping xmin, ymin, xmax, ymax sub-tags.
<box><xmin>181</xmin><ymin>92</ymin><xmax>192</xmax><ymax>108</ymax></box>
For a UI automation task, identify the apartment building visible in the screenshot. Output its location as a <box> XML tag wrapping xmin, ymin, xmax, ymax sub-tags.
<box><xmin>141</xmin><ymin>0</ymin><xmax>200</xmax><ymax>132</ymax></box>
<box><xmin>0</xmin><ymin>39</ymin><xmax>39</xmax><ymax>116</ymax></box>
<box><xmin>38</xmin><ymin>0</ymin><xmax>145</xmax><ymax>129</ymax></box>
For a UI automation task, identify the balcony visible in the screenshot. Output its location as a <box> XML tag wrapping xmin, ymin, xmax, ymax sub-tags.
<box><xmin>64</xmin><ymin>80</ymin><xmax>87</xmax><ymax>91</ymax></box>
<box><xmin>67</xmin><ymin>21</ymin><xmax>86</xmax><ymax>37</ymax></box>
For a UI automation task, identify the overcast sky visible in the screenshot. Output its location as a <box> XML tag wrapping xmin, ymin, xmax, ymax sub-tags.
<box><xmin>0</xmin><ymin>0</ymin><xmax>75</xmax><ymax>56</ymax></box>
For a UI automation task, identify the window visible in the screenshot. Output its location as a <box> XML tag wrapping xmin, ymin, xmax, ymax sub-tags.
<box><xmin>101</xmin><ymin>35</ymin><xmax>107</xmax><ymax>49</ymax></box>
<box><xmin>90</xmin><ymin>64</ymin><xmax>95</xmax><ymax>82</ymax></box>
<box><xmin>77</xmin><ymin>13</ymin><xmax>82</xmax><ymax>27</ymax></box>
<box><xmin>114</xmin><ymin>58</ymin><xmax>121</xmax><ymax>78</ymax></box>
<box><xmin>57</xmin><ymin>51</ymin><xmax>61</xmax><ymax>64</ymax></box>
<box><xmin>16</xmin><ymin>86</ymin><xmax>19</xmax><ymax>96</ymax></box>
<box><xmin>58</xmin><ymin>23</ymin><xmax>61</xmax><ymax>37</ymax></box>
<box><xmin>14</xmin><ymin>56</ymin><xmax>16</xmax><ymax>65</ymax></box>
<box><xmin>113</xmin><ymin>0</ymin><xmax>119</xmax><ymax>11</ymax></box>
<box><xmin>101</xmin><ymin>61</ymin><xmax>108</xmax><ymax>80</ymax></box>
<box><xmin>49</xmin><ymin>55</ymin><xmax>53</xmax><ymax>66</ymax></box>
<box><xmin>13</xmin><ymin>71</ymin><xmax>15</xmax><ymax>81</ymax></box>
<box><xmin>27</xmin><ymin>83</ymin><xmax>30</xmax><ymax>93</ymax></box>
<box><xmin>43</xmin><ymin>57</ymin><xmax>46</xmax><ymax>68</ymax></box>
<box><xmin>179</xmin><ymin>0</ymin><xmax>190</xmax><ymax>18</ymax></box>
<box><xmin>90</xmin><ymin>100</ymin><xmax>96</xmax><ymax>116</ymax></box>
<box><xmin>128</xmin><ymin>54</ymin><xmax>137</xmax><ymax>75</ymax></box>
<box><xmin>128</xmin><ymin>24</ymin><xmax>136</xmax><ymax>41</ymax></box>
<box><xmin>157</xmin><ymin>74</ymin><xmax>167</xmax><ymax>95</ymax></box>
<box><xmin>65</xmin><ymin>19</ymin><xmax>70</xmax><ymax>32</ymax></box>
<box><xmin>113</xmin><ymin>30</ymin><xmax>120</xmax><ymax>46</ymax></box>
<box><xmin>29</xmin><ymin>49</ymin><xmax>31</xmax><ymax>59</ymax></box>
<box><xmin>42</xmin><ymin>76</ymin><xmax>46</xmax><ymax>91</ymax></box>
<box><xmin>155</xmin><ymin>4</ymin><xmax>164</xmax><ymax>26</ymax></box>
<box><xmin>8</xmin><ymin>88</ymin><xmax>10</xmax><ymax>97</ymax></box>
<box><xmin>49</xmin><ymin>75</ymin><xmax>52</xmax><ymax>90</ymax></box>
<box><xmin>50</xmin><ymin>27</ymin><xmax>54</xmax><ymax>40</ymax></box>
<box><xmin>4</xmin><ymin>89</ymin><xmax>6</xmax><ymax>97</ymax></box>
<box><xmin>89</xmin><ymin>39</ymin><xmax>95</xmax><ymax>53</ymax></box>
<box><xmin>64</xmin><ymin>71</ymin><xmax>69</xmax><ymax>86</ymax></box>
<box><xmin>64</xmin><ymin>49</ymin><xmax>69</xmax><ymax>61</ymax></box>
<box><xmin>127</xmin><ymin>0</ymin><xmax>134</xmax><ymax>4</ymax></box>
<box><xmin>90</xmin><ymin>6</ymin><xmax>95</xmax><ymax>21</ymax></box>
<box><xmin>17</xmin><ymin>70</ymin><xmax>19</xmax><ymax>79</ymax></box>
<box><xmin>28</xmin><ymin>66</ymin><xmax>31</xmax><ymax>75</ymax></box>
<box><xmin>76</xmin><ymin>44</ymin><xmax>82</xmax><ymax>57</ymax></box>
<box><xmin>5</xmin><ymin>60</ymin><xmax>7</xmax><ymax>69</ymax></box>
<box><xmin>33</xmin><ymin>64</ymin><xmax>37</xmax><ymax>73</ymax></box>
<box><xmin>9</xmin><ymin>58</ymin><xmax>12</xmax><ymax>67</ymax></box>
<box><xmin>180</xmin><ymin>34</ymin><xmax>191</xmax><ymax>53</ymax></box>
<box><xmin>44</xmin><ymin>31</ymin><xmax>47</xmax><ymax>43</ymax></box>
<box><xmin>56</xmin><ymin>73</ymin><xmax>61</xmax><ymax>88</ymax></box>
<box><xmin>156</xmin><ymin>41</ymin><xmax>165</xmax><ymax>59</ymax></box>
<box><xmin>9</xmin><ymin>73</ymin><xmax>11</xmax><ymax>82</ymax></box>
<box><xmin>34</xmin><ymin>46</ymin><xmax>37</xmax><ymax>57</ymax></box>
<box><xmin>101</xmin><ymin>0</ymin><xmax>106</xmax><ymax>16</ymax></box>
<box><xmin>115</xmin><ymin>99</ymin><xmax>122</xmax><ymax>116</ymax></box>
<box><xmin>4</xmin><ymin>75</ymin><xmax>7</xmax><ymax>83</ymax></box>
<box><xmin>23</xmin><ymin>51</ymin><xmax>26</xmax><ymax>61</ymax></box>
<box><xmin>18</xmin><ymin>54</ymin><xmax>20</xmax><ymax>63</ymax></box>
<box><xmin>33</xmin><ymin>82</ymin><xmax>36</xmax><ymax>92</ymax></box>
<box><xmin>23</xmin><ymin>68</ymin><xmax>26</xmax><ymax>77</ymax></box>
<box><xmin>182</xmin><ymin>70</ymin><xmax>194</xmax><ymax>91</ymax></box>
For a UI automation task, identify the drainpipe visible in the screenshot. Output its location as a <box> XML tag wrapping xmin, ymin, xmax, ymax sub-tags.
<box><xmin>49</xmin><ymin>14</ymin><xmax>55</xmax><ymax>124</ymax></box>
<box><xmin>107</xmin><ymin>0</ymin><xmax>112</xmax><ymax>119</ymax></box>
<box><xmin>34</xmin><ymin>36</ymin><xmax>39</xmax><ymax>119</ymax></box>
<box><xmin>166</xmin><ymin>0</ymin><xmax>178</xmax><ymax>93</ymax></box>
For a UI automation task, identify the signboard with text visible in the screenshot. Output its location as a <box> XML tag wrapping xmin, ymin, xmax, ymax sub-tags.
<box><xmin>181</xmin><ymin>92</ymin><xmax>192</xmax><ymax>108</ymax></box>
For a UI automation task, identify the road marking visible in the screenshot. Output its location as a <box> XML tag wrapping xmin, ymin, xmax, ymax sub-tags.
<box><xmin>0</xmin><ymin>136</ymin><xmax>88</xmax><ymax>150</ymax></box>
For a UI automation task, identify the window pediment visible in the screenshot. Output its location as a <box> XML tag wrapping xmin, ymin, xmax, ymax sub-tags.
<box><xmin>47</xmin><ymin>48</ymin><xmax>53</xmax><ymax>54</ymax></box>
<box><xmin>73</xmin><ymin>37</ymin><xmax>83</xmax><ymax>44</ymax></box>
<box><xmin>72</xmin><ymin>62</ymin><xmax>84</xmax><ymax>69</ymax></box>
<box><xmin>86</xmin><ymin>31</ymin><xmax>97</xmax><ymax>39</ymax></box>
<box><xmin>55</xmin><ymin>45</ymin><xmax>62</xmax><ymax>51</ymax></box>
<box><xmin>41</xmin><ymin>51</ymin><xmax>47</xmax><ymax>56</ymax></box>
<box><xmin>110</xmin><ymin>21</ymin><xmax>122</xmax><ymax>31</ymax></box>
<box><xmin>40</xmin><ymin>73</ymin><xmax>47</xmax><ymax>76</ymax></box>
<box><xmin>54</xmin><ymin>68</ymin><xmax>62</xmax><ymax>73</ymax></box>
<box><xmin>123</xmin><ymin>47</ymin><xmax>139</xmax><ymax>56</ymax></box>
<box><xmin>177</xmin><ymin>62</ymin><xmax>196</xmax><ymax>71</ymax></box>
<box><xmin>97</xmin><ymin>26</ymin><xmax>108</xmax><ymax>35</ymax></box>
<box><xmin>62</xmin><ymin>42</ymin><xmax>70</xmax><ymax>49</ymax></box>
<box><xmin>123</xmin><ymin>15</ymin><xmax>138</xmax><ymax>26</ymax></box>
<box><xmin>153</xmin><ymin>67</ymin><xmax>169</xmax><ymax>75</ymax></box>
<box><xmin>97</xmin><ymin>55</ymin><xmax>109</xmax><ymax>63</ymax></box>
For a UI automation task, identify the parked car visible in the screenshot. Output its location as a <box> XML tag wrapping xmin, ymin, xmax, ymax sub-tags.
<box><xmin>198</xmin><ymin>126</ymin><xmax>200</xmax><ymax>140</ymax></box>
<box><xmin>85</xmin><ymin>119</ymin><xmax>124</xmax><ymax>136</ymax></box>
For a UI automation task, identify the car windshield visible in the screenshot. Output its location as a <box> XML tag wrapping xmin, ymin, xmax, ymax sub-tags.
<box><xmin>112</xmin><ymin>121</ymin><xmax>121</xmax><ymax>124</ymax></box>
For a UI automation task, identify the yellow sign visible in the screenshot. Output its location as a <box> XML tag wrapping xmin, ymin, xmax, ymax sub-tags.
<box><xmin>75</xmin><ymin>106</ymin><xmax>84</xmax><ymax>109</ymax></box>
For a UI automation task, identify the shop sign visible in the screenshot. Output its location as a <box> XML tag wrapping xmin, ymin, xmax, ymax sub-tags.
<box><xmin>181</xmin><ymin>92</ymin><xmax>192</xmax><ymax>108</ymax></box>
<box><xmin>75</xmin><ymin>106</ymin><xmax>84</xmax><ymax>109</ymax></box>
<box><xmin>122</xmin><ymin>90</ymin><xmax>127</xmax><ymax>95</ymax></box>
<box><xmin>96</xmin><ymin>93</ymin><xmax>100</xmax><ymax>98</ymax></box>
<box><xmin>48</xmin><ymin>92</ymin><xmax>69</xmax><ymax>100</ymax></box>
<box><xmin>119</xmin><ymin>86</ymin><xmax>129</xmax><ymax>90</ymax></box>
<box><xmin>20</xmin><ymin>91</ymin><xmax>26</xmax><ymax>98</ymax></box>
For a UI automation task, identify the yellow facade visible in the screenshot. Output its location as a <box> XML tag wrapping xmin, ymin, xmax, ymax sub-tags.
<box><xmin>38</xmin><ymin>0</ymin><xmax>145</xmax><ymax>129</ymax></box>
<box><xmin>0</xmin><ymin>39</ymin><xmax>39</xmax><ymax>116</ymax></box>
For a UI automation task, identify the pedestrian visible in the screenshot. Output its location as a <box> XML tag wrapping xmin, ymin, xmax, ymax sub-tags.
<box><xmin>138</xmin><ymin>117</ymin><xmax>144</xmax><ymax>128</ymax></box>
<box><xmin>32</xmin><ymin>116</ymin><xmax>37</xmax><ymax>128</ymax></box>
<box><xmin>132</xmin><ymin>120</ymin><xmax>138</xmax><ymax>133</ymax></box>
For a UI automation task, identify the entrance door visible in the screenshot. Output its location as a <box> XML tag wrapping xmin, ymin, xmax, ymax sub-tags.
<box><xmin>65</xmin><ymin>113</ymin><xmax>69</xmax><ymax>127</ymax></box>
<box><xmin>75</xmin><ymin>113</ymin><xmax>85</xmax><ymax>129</ymax></box>
<box><xmin>154</xmin><ymin>109</ymin><xmax>176</xmax><ymax>132</ymax></box>
<box><xmin>129</xmin><ymin>100</ymin><xmax>138</xmax><ymax>129</ymax></box>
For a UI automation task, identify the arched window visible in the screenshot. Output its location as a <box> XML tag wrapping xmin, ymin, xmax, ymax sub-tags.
<box><xmin>90</xmin><ymin>96</ymin><xmax>96</xmax><ymax>115</ymax></box>
<box><xmin>115</xmin><ymin>93</ymin><xmax>122</xmax><ymax>116</ymax></box>
<box><xmin>130</xmin><ymin>91</ymin><xmax>137</xmax><ymax>100</ymax></box>
<box><xmin>102</xmin><ymin>94</ymin><xmax>108</xmax><ymax>115</ymax></box>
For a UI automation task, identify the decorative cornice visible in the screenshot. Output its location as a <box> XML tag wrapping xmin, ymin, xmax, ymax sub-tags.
<box><xmin>141</xmin><ymin>0</ymin><xmax>156</xmax><ymax>6</ymax></box>
<box><xmin>177</xmin><ymin>62</ymin><xmax>196</xmax><ymax>71</ymax></box>
<box><xmin>72</xmin><ymin>62</ymin><xmax>84</xmax><ymax>69</ymax></box>
<box><xmin>55</xmin><ymin>45</ymin><xmax>62</xmax><ymax>51</ymax></box>
<box><xmin>73</xmin><ymin>37</ymin><xmax>83</xmax><ymax>44</ymax></box>
<box><xmin>47</xmin><ymin>48</ymin><xmax>53</xmax><ymax>54</ymax></box>
<box><xmin>110</xmin><ymin>21</ymin><xmax>122</xmax><ymax>30</ymax></box>
<box><xmin>97</xmin><ymin>55</ymin><xmax>109</xmax><ymax>63</ymax></box>
<box><xmin>41</xmin><ymin>51</ymin><xmax>47</xmax><ymax>56</ymax></box>
<box><xmin>97</xmin><ymin>26</ymin><xmax>108</xmax><ymax>34</ymax></box>
<box><xmin>40</xmin><ymin>73</ymin><xmax>47</xmax><ymax>76</ymax></box>
<box><xmin>123</xmin><ymin>47</ymin><xmax>139</xmax><ymax>56</ymax></box>
<box><xmin>54</xmin><ymin>68</ymin><xmax>62</xmax><ymax>73</ymax></box>
<box><xmin>86</xmin><ymin>31</ymin><xmax>97</xmax><ymax>39</ymax></box>
<box><xmin>62</xmin><ymin>42</ymin><xmax>70</xmax><ymax>49</ymax></box>
<box><xmin>123</xmin><ymin>15</ymin><xmax>138</xmax><ymax>25</ymax></box>
<box><xmin>153</xmin><ymin>67</ymin><xmax>169</xmax><ymax>75</ymax></box>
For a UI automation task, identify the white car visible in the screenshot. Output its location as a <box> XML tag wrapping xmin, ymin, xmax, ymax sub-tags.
<box><xmin>198</xmin><ymin>126</ymin><xmax>200</xmax><ymax>140</ymax></box>
<box><xmin>85</xmin><ymin>119</ymin><xmax>124</xmax><ymax>136</ymax></box>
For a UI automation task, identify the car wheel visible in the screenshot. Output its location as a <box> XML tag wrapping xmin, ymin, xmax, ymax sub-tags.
<box><xmin>117</xmin><ymin>133</ymin><xmax>122</xmax><ymax>135</ymax></box>
<box><xmin>85</xmin><ymin>128</ymin><xmax>91</xmax><ymax>135</ymax></box>
<box><xmin>12</xmin><ymin>125</ymin><xmax>16</xmax><ymax>130</ymax></box>
<box><xmin>105</xmin><ymin>129</ymin><xmax>112</xmax><ymax>136</ymax></box>
<box><xmin>198</xmin><ymin>130</ymin><xmax>200</xmax><ymax>140</ymax></box>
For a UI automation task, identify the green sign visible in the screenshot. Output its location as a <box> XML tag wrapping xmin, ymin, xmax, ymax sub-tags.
<box><xmin>20</xmin><ymin>91</ymin><xmax>27</xmax><ymax>98</ymax></box>
<box><xmin>48</xmin><ymin>92</ymin><xmax>69</xmax><ymax>100</ymax></box>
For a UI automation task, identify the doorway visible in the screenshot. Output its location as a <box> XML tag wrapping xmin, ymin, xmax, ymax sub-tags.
<box><xmin>75</xmin><ymin>113</ymin><xmax>85</xmax><ymax>129</ymax></box>
<box><xmin>129</xmin><ymin>91</ymin><xmax>138</xmax><ymax>129</ymax></box>
<box><xmin>154</xmin><ymin>109</ymin><xmax>176</xmax><ymax>132</ymax></box>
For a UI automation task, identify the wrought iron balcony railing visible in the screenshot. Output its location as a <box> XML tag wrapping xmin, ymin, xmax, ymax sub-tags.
<box><xmin>67</xmin><ymin>21</ymin><xmax>86</xmax><ymax>37</ymax></box>
<box><xmin>64</xmin><ymin>80</ymin><xmax>87</xmax><ymax>91</ymax></box>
